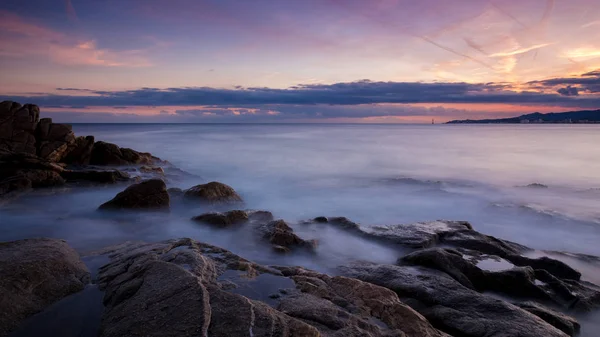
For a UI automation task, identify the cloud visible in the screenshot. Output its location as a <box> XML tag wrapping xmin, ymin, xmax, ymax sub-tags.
<box><xmin>2</xmin><ymin>71</ymin><xmax>600</xmax><ymax>109</ymax></box>
<box><xmin>557</xmin><ymin>86</ymin><xmax>579</xmax><ymax>96</ymax></box>
<box><xmin>0</xmin><ymin>11</ymin><xmax>153</xmax><ymax>67</ymax></box>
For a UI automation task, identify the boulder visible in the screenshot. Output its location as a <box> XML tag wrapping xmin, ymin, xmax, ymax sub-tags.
<box><xmin>36</xmin><ymin>123</ymin><xmax>76</xmax><ymax>162</ymax></box>
<box><xmin>98</xmin><ymin>179</ymin><xmax>169</xmax><ymax>210</ymax></box>
<box><xmin>90</xmin><ymin>141</ymin><xmax>157</xmax><ymax>166</ymax></box>
<box><xmin>0</xmin><ymin>151</ymin><xmax>66</xmax><ymax>192</ymax></box>
<box><xmin>339</xmin><ymin>263</ymin><xmax>570</xmax><ymax>337</ymax></box>
<box><xmin>0</xmin><ymin>102</ymin><xmax>39</xmax><ymax>155</ymax></box>
<box><xmin>516</xmin><ymin>302</ymin><xmax>580</xmax><ymax>336</ymax></box>
<box><xmin>184</xmin><ymin>181</ymin><xmax>243</xmax><ymax>204</ymax></box>
<box><xmin>192</xmin><ymin>210</ymin><xmax>249</xmax><ymax>227</ymax></box>
<box><xmin>61</xmin><ymin>136</ymin><xmax>95</xmax><ymax>165</ymax></box>
<box><xmin>258</xmin><ymin>220</ymin><xmax>317</xmax><ymax>252</ymax></box>
<box><xmin>0</xmin><ymin>238</ymin><xmax>90</xmax><ymax>337</ymax></box>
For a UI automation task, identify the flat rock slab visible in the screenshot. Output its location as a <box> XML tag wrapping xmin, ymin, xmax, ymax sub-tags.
<box><xmin>0</xmin><ymin>238</ymin><xmax>90</xmax><ymax>337</ymax></box>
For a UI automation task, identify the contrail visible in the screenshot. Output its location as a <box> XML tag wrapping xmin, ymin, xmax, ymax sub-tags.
<box><xmin>65</xmin><ymin>0</ymin><xmax>79</xmax><ymax>22</ymax></box>
<box><xmin>328</xmin><ymin>0</ymin><xmax>495</xmax><ymax>70</ymax></box>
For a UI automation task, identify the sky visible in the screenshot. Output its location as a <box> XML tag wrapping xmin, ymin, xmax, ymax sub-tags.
<box><xmin>0</xmin><ymin>0</ymin><xmax>599</xmax><ymax>123</ymax></box>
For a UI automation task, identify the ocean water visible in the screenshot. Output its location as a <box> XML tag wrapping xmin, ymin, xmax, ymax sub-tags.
<box><xmin>2</xmin><ymin>124</ymin><xmax>600</xmax><ymax>268</ymax></box>
<box><xmin>3</xmin><ymin>123</ymin><xmax>600</xmax><ymax>336</ymax></box>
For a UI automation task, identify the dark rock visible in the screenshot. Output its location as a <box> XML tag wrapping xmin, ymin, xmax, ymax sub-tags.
<box><xmin>313</xmin><ymin>216</ymin><xmax>328</xmax><ymax>223</ymax></box>
<box><xmin>95</xmin><ymin>239</ymin><xmax>320</xmax><ymax>337</ymax></box>
<box><xmin>36</xmin><ymin>123</ymin><xmax>76</xmax><ymax>162</ymax></box>
<box><xmin>94</xmin><ymin>239</ymin><xmax>446</xmax><ymax>337</ymax></box>
<box><xmin>61</xmin><ymin>136</ymin><xmax>94</xmax><ymax>165</ymax></box>
<box><xmin>192</xmin><ymin>210</ymin><xmax>249</xmax><ymax>227</ymax></box>
<box><xmin>277</xmin><ymin>266</ymin><xmax>449</xmax><ymax>337</ymax></box>
<box><xmin>0</xmin><ymin>238</ymin><xmax>90</xmax><ymax>337</ymax></box>
<box><xmin>439</xmin><ymin>229</ymin><xmax>526</xmax><ymax>256</ymax></box>
<box><xmin>247</xmin><ymin>210</ymin><xmax>274</xmax><ymax>222</ymax></box>
<box><xmin>0</xmin><ymin>151</ymin><xmax>66</xmax><ymax>195</ymax></box>
<box><xmin>139</xmin><ymin>165</ymin><xmax>164</xmax><ymax>175</ymax></box>
<box><xmin>167</xmin><ymin>187</ymin><xmax>183</xmax><ymax>197</ymax></box>
<box><xmin>61</xmin><ymin>169</ymin><xmax>130</xmax><ymax>184</ymax></box>
<box><xmin>328</xmin><ymin>216</ymin><xmax>361</xmax><ymax>230</ymax></box>
<box><xmin>516</xmin><ymin>302</ymin><xmax>580</xmax><ymax>336</ymax></box>
<box><xmin>184</xmin><ymin>181</ymin><xmax>243</xmax><ymax>204</ymax></box>
<box><xmin>339</xmin><ymin>263</ymin><xmax>569</xmax><ymax>337</ymax></box>
<box><xmin>509</xmin><ymin>255</ymin><xmax>581</xmax><ymax>281</ymax></box>
<box><xmin>98</xmin><ymin>179</ymin><xmax>169</xmax><ymax>210</ymax></box>
<box><xmin>259</xmin><ymin>220</ymin><xmax>317</xmax><ymax>252</ymax></box>
<box><xmin>90</xmin><ymin>141</ymin><xmax>157</xmax><ymax>166</ymax></box>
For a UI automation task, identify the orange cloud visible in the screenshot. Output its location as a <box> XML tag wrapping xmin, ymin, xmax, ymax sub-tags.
<box><xmin>0</xmin><ymin>11</ymin><xmax>152</xmax><ymax>67</ymax></box>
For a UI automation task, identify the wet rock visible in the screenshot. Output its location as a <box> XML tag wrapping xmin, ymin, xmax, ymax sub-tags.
<box><xmin>90</xmin><ymin>141</ymin><xmax>157</xmax><ymax>166</ymax></box>
<box><xmin>339</xmin><ymin>262</ymin><xmax>569</xmax><ymax>337</ymax></box>
<box><xmin>0</xmin><ymin>151</ymin><xmax>65</xmax><ymax>196</ymax></box>
<box><xmin>98</xmin><ymin>179</ymin><xmax>169</xmax><ymax>210</ymax></box>
<box><xmin>139</xmin><ymin>165</ymin><xmax>164</xmax><ymax>175</ymax></box>
<box><xmin>313</xmin><ymin>216</ymin><xmax>328</xmax><ymax>223</ymax></box>
<box><xmin>184</xmin><ymin>181</ymin><xmax>243</xmax><ymax>204</ymax></box>
<box><xmin>0</xmin><ymin>238</ymin><xmax>90</xmax><ymax>337</ymax></box>
<box><xmin>94</xmin><ymin>239</ymin><xmax>448</xmax><ymax>337</ymax></box>
<box><xmin>516</xmin><ymin>302</ymin><xmax>580</xmax><ymax>336</ymax></box>
<box><xmin>95</xmin><ymin>239</ymin><xmax>320</xmax><ymax>337</ymax></box>
<box><xmin>277</xmin><ymin>267</ymin><xmax>449</xmax><ymax>337</ymax></box>
<box><xmin>61</xmin><ymin>169</ymin><xmax>131</xmax><ymax>184</ymax></box>
<box><xmin>356</xmin><ymin>220</ymin><xmax>473</xmax><ymax>248</ymax></box>
<box><xmin>259</xmin><ymin>220</ymin><xmax>316</xmax><ymax>252</ymax></box>
<box><xmin>167</xmin><ymin>187</ymin><xmax>183</xmax><ymax>196</ymax></box>
<box><xmin>247</xmin><ymin>210</ymin><xmax>275</xmax><ymax>222</ymax></box>
<box><xmin>192</xmin><ymin>210</ymin><xmax>249</xmax><ymax>227</ymax></box>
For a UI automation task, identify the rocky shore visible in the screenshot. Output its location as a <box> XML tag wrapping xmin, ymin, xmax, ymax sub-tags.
<box><xmin>1</xmin><ymin>101</ymin><xmax>600</xmax><ymax>337</ymax></box>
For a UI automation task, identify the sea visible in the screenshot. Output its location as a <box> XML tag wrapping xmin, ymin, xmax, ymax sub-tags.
<box><xmin>2</xmin><ymin>123</ymin><xmax>600</xmax><ymax>335</ymax></box>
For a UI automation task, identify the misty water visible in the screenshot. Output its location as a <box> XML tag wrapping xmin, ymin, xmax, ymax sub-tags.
<box><xmin>3</xmin><ymin>123</ymin><xmax>600</xmax><ymax>335</ymax></box>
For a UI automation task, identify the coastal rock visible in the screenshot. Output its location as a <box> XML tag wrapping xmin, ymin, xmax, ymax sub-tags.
<box><xmin>90</xmin><ymin>141</ymin><xmax>157</xmax><ymax>166</ymax></box>
<box><xmin>61</xmin><ymin>136</ymin><xmax>95</xmax><ymax>165</ymax></box>
<box><xmin>94</xmin><ymin>238</ymin><xmax>448</xmax><ymax>337</ymax></box>
<box><xmin>258</xmin><ymin>220</ymin><xmax>316</xmax><ymax>252</ymax></box>
<box><xmin>277</xmin><ymin>266</ymin><xmax>449</xmax><ymax>337</ymax></box>
<box><xmin>0</xmin><ymin>102</ymin><xmax>39</xmax><ymax>155</ymax></box>
<box><xmin>0</xmin><ymin>238</ymin><xmax>90</xmax><ymax>337</ymax></box>
<box><xmin>98</xmin><ymin>179</ymin><xmax>170</xmax><ymax>210</ymax></box>
<box><xmin>36</xmin><ymin>123</ymin><xmax>76</xmax><ymax>162</ymax></box>
<box><xmin>339</xmin><ymin>262</ymin><xmax>569</xmax><ymax>337</ymax></box>
<box><xmin>61</xmin><ymin>169</ymin><xmax>131</xmax><ymax>184</ymax></box>
<box><xmin>0</xmin><ymin>151</ymin><xmax>66</xmax><ymax>193</ymax></box>
<box><xmin>95</xmin><ymin>239</ymin><xmax>320</xmax><ymax>337</ymax></box>
<box><xmin>192</xmin><ymin>210</ymin><xmax>249</xmax><ymax>227</ymax></box>
<box><xmin>184</xmin><ymin>181</ymin><xmax>243</xmax><ymax>204</ymax></box>
<box><xmin>516</xmin><ymin>302</ymin><xmax>580</xmax><ymax>336</ymax></box>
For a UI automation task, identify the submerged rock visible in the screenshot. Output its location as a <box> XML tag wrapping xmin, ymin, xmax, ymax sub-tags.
<box><xmin>0</xmin><ymin>238</ymin><xmax>90</xmax><ymax>337</ymax></box>
<box><xmin>184</xmin><ymin>181</ymin><xmax>243</xmax><ymax>204</ymax></box>
<box><xmin>98</xmin><ymin>179</ymin><xmax>170</xmax><ymax>210</ymax></box>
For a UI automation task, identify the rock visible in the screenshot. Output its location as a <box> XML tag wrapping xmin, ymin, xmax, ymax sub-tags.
<box><xmin>61</xmin><ymin>169</ymin><xmax>131</xmax><ymax>184</ymax></box>
<box><xmin>90</xmin><ymin>141</ymin><xmax>157</xmax><ymax>166</ymax></box>
<box><xmin>339</xmin><ymin>262</ymin><xmax>570</xmax><ymax>337</ymax></box>
<box><xmin>61</xmin><ymin>136</ymin><xmax>95</xmax><ymax>165</ymax></box>
<box><xmin>139</xmin><ymin>165</ymin><xmax>164</xmax><ymax>175</ymax></box>
<box><xmin>0</xmin><ymin>238</ymin><xmax>90</xmax><ymax>337</ymax></box>
<box><xmin>313</xmin><ymin>216</ymin><xmax>328</xmax><ymax>223</ymax></box>
<box><xmin>0</xmin><ymin>102</ymin><xmax>39</xmax><ymax>155</ymax></box>
<box><xmin>247</xmin><ymin>210</ymin><xmax>275</xmax><ymax>222</ymax></box>
<box><xmin>192</xmin><ymin>210</ymin><xmax>249</xmax><ymax>227</ymax></box>
<box><xmin>184</xmin><ymin>181</ymin><xmax>243</xmax><ymax>204</ymax></box>
<box><xmin>516</xmin><ymin>302</ymin><xmax>580</xmax><ymax>336</ymax></box>
<box><xmin>277</xmin><ymin>266</ymin><xmax>449</xmax><ymax>337</ymax></box>
<box><xmin>95</xmin><ymin>239</ymin><xmax>320</xmax><ymax>337</ymax></box>
<box><xmin>94</xmin><ymin>238</ymin><xmax>448</xmax><ymax>337</ymax></box>
<box><xmin>36</xmin><ymin>123</ymin><xmax>76</xmax><ymax>162</ymax></box>
<box><xmin>0</xmin><ymin>151</ymin><xmax>66</xmax><ymax>193</ymax></box>
<box><xmin>98</xmin><ymin>179</ymin><xmax>169</xmax><ymax>210</ymax></box>
<box><xmin>258</xmin><ymin>220</ymin><xmax>316</xmax><ymax>252</ymax></box>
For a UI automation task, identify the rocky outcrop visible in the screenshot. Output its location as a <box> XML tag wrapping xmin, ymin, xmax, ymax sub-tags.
<box><xmin>0</xmin><ymin>151</ymin><xmax>66</xmax><ymax>197</ymax></box>
<box><xmin>516</xmin><ymin>302</ymin><xmax>580</xmax><ymax>336</ymax></box>
<box><xmin>98</xmin><ymin>179</ymin><xmax>170</xmax><ymax>210</ymax></box>
<box><xmin>339</xmin><ymin>262</ymin><xmax>570</xmax><ymax>337</ymax></box>
<box><xmin>192</xmin><ymin>210</ymin><xmax>250</xmax><ymax>227</ymax></box>
<box><xmin>62</xmin><ymin>136</ymin><xmax>95</xmax><ymax>165</ymax></box>
<box><xmin>0</xmin><ymin>238</ymin><xmax>90</xmax><ymax>337</ymax></box>
<box><xmin>94</xmin><ymin>238</ymin><xmax>448</xmax><ymax>337</ymax></box>
<box><xmin>61</xmin><ymin>169</ymin><xmax>131</xmax><ymax>184</ymax></box>
<box><xmin>258</xmin><ymin>220</ymin><xmax>317</xmax><ymax>253</ymax></box>
<box><xmin>36</xmin><ymin>121</ymin><xmax>76</xmax><ymax>162</ymax></box>
<box><xmin>90</xmin><ymin>141</ymin><xmax>158</xmax><ymax>166</ymax></box>
<box><xmin>0</xmin><ymin>101</ymin><xmax>39</xmax><ymax>155</ymax></box>
<box><xmin>184</xmin><ymin>181</ymin><xmax>243</xmax><ymax>204</ymax></box>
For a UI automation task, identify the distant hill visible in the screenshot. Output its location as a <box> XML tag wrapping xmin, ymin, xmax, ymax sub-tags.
<box><xmin>447</xmin><ymin>109</ymin><xmax>600</xmax><ymax>124</ymax></box>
